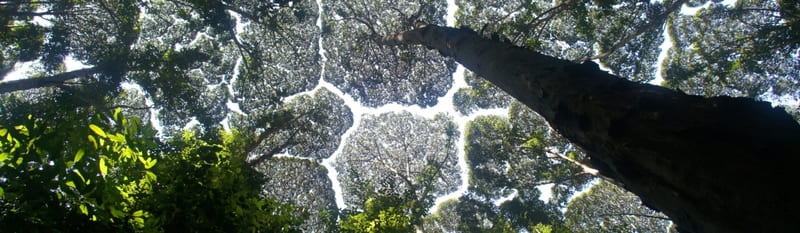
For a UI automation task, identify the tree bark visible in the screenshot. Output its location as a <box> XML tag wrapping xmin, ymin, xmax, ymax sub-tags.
<box><xmin>379</xmin><ymin>23</ymin><xmax>800</xmax><ymax>233</ymax></box>
<box><xmin>0</xmin><ymin>66</ymin><xmax>107</xmax><ymax>94</ymax></box>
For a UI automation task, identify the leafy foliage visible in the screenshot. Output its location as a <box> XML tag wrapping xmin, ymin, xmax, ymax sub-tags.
<box><xmin>5</xmin><ymin>0</ymin><xmax>796</xmax><ymax>232</ymax></box>
<box><xmin>140</xmin><ymin>129</ymin><xmax>303</xmax><ymax>233</ymax></box>
<box><xmin>566</xmin><ymin>181</ymin><xmax>674</xmax><ymax>233</ymax></box>
<box><xmin>456</xmin><ymin>0</ymin><xmax>666</xmax><ymax>82</ymax></box>
<box><xmin>334</xmin><ymin>112</ymin><xmax>460</xmax><ymax>207</ymax></box>
<box><xmin>0</xmin><ymin>109</ymin><xmax>157</xmax><ymax>232</ymax></box>
<box><xmin>0</xmin><ymin>109</ymin><xmax>304</xmax><ymax>232</ymax></box>
<box><xmin>238</xmin><ymin>88</ymin><xmax>353</xmax><ymax>163</ymax></box>
<box><xmin>323</xmin><ymin>0</ymin><xmax>456</xmax><ymax>107</ymax></box>
<box><xmin>339</xmin><ymin>194</ymin><xmax>415</xmax><ymax>233</ymax></box>
<box><xmin>453</xmin><ymin>70</ymin><xmax>513</xmax><ymax>115</ymax></box>
<box><xmin>257</xmin><ymin>157</ymin><xmax>339</xmax><ymax>232</ymax></box>
<box><xmin>663</xmin><ymin>0</ymin><xmax>800</xmax><ymax>98</ymax></box>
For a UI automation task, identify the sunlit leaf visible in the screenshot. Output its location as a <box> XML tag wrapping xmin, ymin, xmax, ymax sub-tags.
<box><xmin>113</xmin><ymin>107</ymin><xmax>122</xmax><ymax>122</ymax></box>
<box><xmin>122</xmin><ymin>148</ymin><xmax>134</xmax><ymax>160</ymax></box>
<box><xmin>74</xmin><ymin>169</ymin><xmax>87</xmax><ymax>184</ymax></box>
<box><xmin>74</xmin><ymin>149</ymin><xmax>85</xmax><ymax>163</ymax></box>
<box><xmin>139</xmin><ymin>156</ymin><xmax>156</xmax><ymax>169</ymax></box>
<box><xmin>117</xmin><ymin>186</ymin><xmax>129</xmax><ymax>198</ymax></box>
<box><xmin>0</xmin><ymin>128</ymin><xmax>7</xmax><ymax>137</ymax></box>
<box><xmin>80</xmin><ymin>204</ymin><xmax>89</xmax><ymax>215</ymax></box>
<box><xmin>89</xmin><ymin>124</ymin><xmax>107</xmax><ymax>138</ymax></box>
<box><xmin>522</xmin><ymin>137</ymin><xmax>542</xmax><ymax>149</ymax></box>
<box><xmin>145</xmin><ymin>171</ymin><xmax>156</xmax><ymax>181</ymax></box>
<box><xmin>15</xmin><ymin>125</ymin><xmax>28</xmax><ymax>136</ymax></box>
<box><xmin>66</xmin><ymin>181</ymin><xmax>76</xmax><ymax>189</ymax></box>
<box><xmin>108</xmin><ymin>133</ymin><xmax>126</xmax><ymax>143</ymax></box>
<box><xmin>99</xmin><ymin>157</ymin><xmax>108</xmax><ymax>177</ymax></box>
<box><xmin>88</xmin><ymin>135</ymin><xmax>98</xmax><ymax>149</ymax></box>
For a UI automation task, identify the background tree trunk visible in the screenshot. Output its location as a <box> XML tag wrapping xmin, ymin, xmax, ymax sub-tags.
<box><xmin>380</xmin><ymin>23</ymin><xmax>800</xmax><ymax>233</ymax></box>
<box><xmin>0</xmin><ymin>66</ymin><xmax>106</xmax><ymax>94</ymax></box>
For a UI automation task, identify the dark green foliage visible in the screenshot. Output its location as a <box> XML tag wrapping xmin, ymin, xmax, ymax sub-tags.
<box><xmin>323</xmin><ymin>0</ymin><xmax>456</xmax><ymax>107</ymax></box>
<box><xmin>257</xmin><ymin>157</ymin><xmax>339</xmax><ymax>232</ymax></box>
<box><xmin>0</xmin><ymin>110</ymin><xmax>305</xmax><ymax>232</ymax></box>
<box><xmin>453</xmin><ymin>70</ymin><xmax>513</xmax><ymax>115</ymax></box>
<box><xmin>566</xmin><ymin>181</ymin><xmax>673</xmax><ymax>233</ymax></box>
<box><xmin>141</xmin><ymin>130</ymin><xmax>304</xmax><ymax>233</ymax></box>
<box><xmin>334</xmin><ymin>112</ymin><xmax>460</xmax><ymax>208</ymax></box>
<box><xmin>663</xmin><ymin>1</ymin><xmax>800</xmax><ymax>98</ymax></box>
<box><xmin>339</xmin><ymin>193</ymin><xmax>415</xmax><ymax>233</ymax></box>
<box><xmin>438</xmin><ymin>101</ymin><xmax>593</xmax><ymax>232</ymax></box>
<box><xmin>0</xmin><ymin>109</ymin><xmax>157</xmax><ymax>232</ymax></box>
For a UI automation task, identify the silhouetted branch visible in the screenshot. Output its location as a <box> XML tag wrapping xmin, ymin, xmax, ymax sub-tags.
<box><xmin>580</xmin><ymin>0</ymin><xmax>688</xmax><ymax>62</ymax></box>
<box><xmin>0</xmin><ymin>65</ymin><xmax>108</xmax><ymax>94</ymax></box>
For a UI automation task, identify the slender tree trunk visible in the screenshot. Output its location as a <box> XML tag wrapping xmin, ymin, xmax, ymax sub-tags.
<box><xmin>379</xmin><ymin>22</ymin><xmax>800</xmax><ymax>233</ymax></box>
<box><xmin>0</xmin><ymin>66</ymin><xmax>106</xmax><ymax>94</ymax></box>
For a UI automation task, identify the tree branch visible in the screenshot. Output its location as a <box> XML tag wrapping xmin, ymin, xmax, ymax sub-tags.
<box><xmin>592</xmin><ymin>212</ymin><xmax>672</xmax><ymax>221</ymax></box>
<box><xmin>0</xmin><ymin>65</ymin><xmax>107</xmax><ymax>94</ymax></box>
<box><xmin>244</xmin><ymin>111</ymin><xmax>308</xmax><ymax>161</ymax></box>
<box><xmin>580</xmin><ymin>0</ymin><xmax>688</xmax><ymax>62</ymax></box>
<box><xmin>543</xmin><ymin>148</ymin><xmax>599</xmax><ymax>176</ymax></box>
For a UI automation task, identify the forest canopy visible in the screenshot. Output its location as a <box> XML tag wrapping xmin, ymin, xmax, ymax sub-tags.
<box><xmin>1</xmin><ymin>0</ymin><xmax>797</xmax><ymax>232</ymax></box>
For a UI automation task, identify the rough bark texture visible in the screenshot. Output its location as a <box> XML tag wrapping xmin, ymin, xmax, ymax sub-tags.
<box><xmin>380</xmin><ymin>23</ymin><xmax>800</xmax><ymax>233</ymax></box>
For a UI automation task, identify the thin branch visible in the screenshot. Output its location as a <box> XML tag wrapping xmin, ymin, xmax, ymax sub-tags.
<box><xmin>109</xmin><ymin>104</ymin><xmax>155</xmax><ymax>110</ymax></box>
<box><xmin>223</xmin><ymin>5</ymin><xmax>262</xmax><ymax>24</ymax></box>
<box><xmin>592</xmin><ymin>212</ymin><xmax>672</xmax><ymax>221</ymax></box>
<box><xmin>525</xmin><ymin>171</ymin><xmax>593</xmax><ymax>186</ymax></box>
<box><xmin>244</xmin><ymin>111</ymin><xmax>308</xmax><ymax>157</ymax></box>
<box><xmin>228</xmin><ymin>25</ymin><xmax>252</xmax><ymax>71</ymax></box>
<box><xmin>543</xmin><ymin>147</ymin><xmax>624</xmax><ymax>186</ymax></box>
<box><xmin>543</xmin><ymin>148</ymin><xmax>599</xmax><ymax>176</ymax></box>
<box><xmin>343</xmin><ymin>2</ymin><xmax>378</xmax><ymax>36</ymax></box>
<box><xmin>247</xmin><ymin>134</ymin><xmax>301</xmax><ymax>166</ymax></box>
<box><xmin>531</xmin><ymin>0</ymin><xmax>578</xmax><ymax>33</ymax></box>
<box><xmin>580</xmin><ymin>0</ymin><xmax>688</xmax><ymax>62</ymax></box>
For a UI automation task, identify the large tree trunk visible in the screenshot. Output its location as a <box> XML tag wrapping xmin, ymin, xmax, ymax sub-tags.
<box><xmin>379</xmin><ymin>22</ymin><xmax>800</xmax><ymax>233</ymax></box>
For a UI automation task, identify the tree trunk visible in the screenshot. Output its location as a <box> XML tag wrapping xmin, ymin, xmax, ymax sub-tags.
<box><xmin>0</xmin><ymin>66</ymin><xmax>107</xmax><ymax>94</ymax></box>
<box><xmin>379</xmin><ymin>23</ymin><xmax>800</xmax><ymax>233</ymax></box>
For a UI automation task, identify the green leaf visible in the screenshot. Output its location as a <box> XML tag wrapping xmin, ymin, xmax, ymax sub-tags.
<box><xmin>110</xmin><ymin>206</ymin><xmax>125</xmax><ymax>218</ymax></box>
<box><xmin>0</xmin><ymin>128</ymin><xmax>7</xmax><ymax>137</ymax></box>
<box><xmin>0</xmin><ymin>186</ymin><xmax>4</xmax><ymax>198</ymax></box>
<box><xmin>80</xmin><ymin>204</ymin><xmax>89</xmax><ymax>215</ymax></box>
<box><xmin>133</xmin><ymin>210</ymin><xmax>144</xmax><ymax>217</ymax></box>
<box><xmin>66</xmin><ymin>181</ymin><xmax>76</xmax><ymax>189</ymax></box>
<box><xmin>74</xmin><ymin>149</ymin><xmax>85</xmax><ymax>163</ymax></box>
<box><xmin>15</xmin><ymin>125</ymin><xmax>28</xmax><ymax>136</ymax></box>
<box><xmin>113</xmin><ymin>107</ymin><xmax>122</xmax><ymax>122</ymax></box>
<box><xmin>74</xmin><ymin>169</ymin><xmax>87</xmax><ymax>183</ymax></box>
<box><xmin>89</xmin><ymin>124</ymin><xmax>107</xmax><ymax>138</ymax></box>
<box><xmin>108</xmin><ymin>133</ymin><xmax>126</xmax><ymax>143</ymax></box>
<box><xmin>99</xmin><ymin>157</ymin><xmax>108</xmax><ymax>177</ymax></box>
<box><xmin>145</xmin><ymin>171</ymin><xmax>156</xmax><ymax>181</ymax></box>
<box><xmin>88</xmin><ymin>135</ymin><xmax>98</xmax><ymax>149</ymax></box>
<box><xmin>138</xmin><ymin>156</ymin><xmax>156</xmax><ymax>169</ymax></box>
<box><xmin>522</xmin><ymin>137</ymin><xmax>542</xmax><ymax>149</ymax></box>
